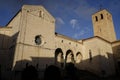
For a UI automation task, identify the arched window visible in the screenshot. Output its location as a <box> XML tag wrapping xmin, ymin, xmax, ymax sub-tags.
<box><xmin>95</xmin><ymin>16</ymin><xmax>98</xmax><ymax>21</ymax></box>
<box><xmin>61</xmin><ymin>40</ymin><xmax>63</xmax><ymax>43</ymax></box>
<box><xmin>101</xmin><ymin>14</ymin><xmax>103</xmax><ymax>19</ymax></box>
<box><xmin>89</xmin><ymin>50</ymin><xmax>92</xmax><ymax>62</ymax></box>
<box><xmin>39</xmin><ymin>11</ymin><xmax>44</xmax><ymax>18</ymax></box>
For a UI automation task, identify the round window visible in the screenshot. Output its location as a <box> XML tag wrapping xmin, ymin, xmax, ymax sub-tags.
<box><xmin>35</xmin><ymin>35</ymin><xmax>42</xmax><ymax>45</ymax></box>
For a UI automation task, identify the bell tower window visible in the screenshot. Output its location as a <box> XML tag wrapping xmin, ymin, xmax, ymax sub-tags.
<box><xmin>95</xmin><ymin>16</ymin><xmax>98</xmax><ymax>21</ymax></box>
<box><xmin>101</xmin><ymin>14</ymin><xmax>103</xmax><ymax>19</ymax></box>
<box><xmin>39</xmin><ymin>11</ymin><xmax>44</xmax><ymax>18</ymax></box>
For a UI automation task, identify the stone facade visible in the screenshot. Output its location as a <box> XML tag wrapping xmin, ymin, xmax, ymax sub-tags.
<box><xmin>112</xmin><ymin>40</ymin><xmax>120</xmax><ymax>74</ymax></box>
<box><xmin>92</xmin><ymin>9</ymin><xmax>116</xmax><ymax>42</ymax></box>
<box><xmin>0</xmin><ymin>5</ymin><xmax>120</xmax><ymax>77</ymax></box>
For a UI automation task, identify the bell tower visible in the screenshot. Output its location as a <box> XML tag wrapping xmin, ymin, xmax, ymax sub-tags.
<box><xmin>92</xmin><ymin>9</ymin><xmax>116</xmax><ymax>42</ymax></box>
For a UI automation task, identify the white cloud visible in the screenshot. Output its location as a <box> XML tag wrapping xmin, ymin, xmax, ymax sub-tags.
<box><xmin>74</xmin><ymin>30</ymin><xmax>85</xmax><ymax>38</ymax></box>
<box><xmin>56</xmin><ymin>17</ymin><xmax>65</xmax><ymax>25</ymax></box>
<box><xmin>70</xmin><ymin>19</ymin><xmax>78</xmax><ymax>29</ymax></box>
<box><xmin>73</xmin><ymin>26</ymin><xmax>91</xmax><ymax>39</ymax></box>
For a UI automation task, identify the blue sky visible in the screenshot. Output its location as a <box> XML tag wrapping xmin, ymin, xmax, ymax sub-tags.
<box><xmin>0</xmin><ymin>0</ymin><xmax>120</xmax><ymax>40</ymax></box>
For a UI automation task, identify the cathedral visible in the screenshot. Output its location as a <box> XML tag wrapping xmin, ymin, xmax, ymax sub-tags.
<box><xmin>0</xmin><ymin>5</ymin><xmax>120</xmax><ymax>77</ymax></box>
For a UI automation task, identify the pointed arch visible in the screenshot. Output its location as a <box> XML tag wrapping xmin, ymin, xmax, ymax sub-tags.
<box><xmin>55</xmin><ymin>48</ymin><xmax>64</xmax><ymax>67</ymax></box>
<box><xmin>76</xmin><ymin>52</ymin><xmax>82</xmax><ymax>63</ymax></box>
<box><xmin>65</xmin><ymin>50</ymin><xmax>74</xmax><ymax>63</ymax></box>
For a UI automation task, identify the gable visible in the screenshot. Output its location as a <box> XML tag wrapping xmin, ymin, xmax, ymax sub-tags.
<box><xmin>82</xmin><ymin>37</ymin><xmax>112</xmax><ymax>49</ymax></box>
<box><xmin>22</xmin><ymin>5</ymin><xmax>55</xmax><ymax>23</ymax></box>
<box><xmin>82</xmin><ymin>36</ymin><xmax>111</xmax><ymax>44</ymax></box>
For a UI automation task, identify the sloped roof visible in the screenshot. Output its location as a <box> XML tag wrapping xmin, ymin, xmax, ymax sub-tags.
<box><xmin>55</xmin><ymin>32</ymin><xmax>82</xmax><ymax>44</ymax></box>
<box><xmin>55</xmin><ymin>32</ymin><xmax>113</xmax><ymax>44</ymax></box>
<box><xmin>112</xmin><ymin>40</ymin><xmax>120</xmax><ymax>43</ymax></box>
<box><xmin>82</xmin><ymin>36</ymin><xmax>112</xmax><ymax>44</ymax></box>
<box><xmin>6</xmin><ymin>5</ymin><xmax>55</xmax><ymax>26</ymax></box>
<box><xmin>22</xmin><ymin>5</ymin><xmax>55</xmax><ymax>22</ymax></box>
<box><xmin>92</xmin><ymin>9</ymin><xmax>112</xmax><ymax>16</ymax></box>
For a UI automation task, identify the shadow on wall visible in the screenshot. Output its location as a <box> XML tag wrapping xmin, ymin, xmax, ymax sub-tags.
<box><xmin>0</xmin><ymin>32</ymin><xmax>19</xmax><ymax>71</ymax></box>
<box><xmin>0</xmin><ymin>34</ymin><xmax>10</xmax><ymax>70</ymax></box>
<box><xmin>13</xmin><ymin>59</ymin><xmax>84</xmax><ymax>80</ymax></box>
<box><xmin>13</xmin><ymin>53</ymin><xmax>116</xmax><ymax>78</ymax></box>
<box><xmin>0</xmin><ymin>32</ymin><xmax>20</xmax><ymax>80</ymax></box>
<box><xmin>75</xmin><ymin>53</ymin><xmax>116</xmax><ymax>77</ymax></box>
<box><xmin>13</xmin><ymin>57</ymin><xmax>54</xmax><ymax>71</ymax></box>
<box><xmin>21</xmin><ymin>65</ymin><xmax>39</xmax><ymax>80</ymax></box>
<box><xmin>0</xmin><ymin>51</ymin><xmax>119</xmax><ymax>80</ymax></box>
<box><xmin>112</xmin><ymin>44</ymin><xmax>120</xmax><ymax>75</ymax></box>
<box><xmin>44</xmin><ymin>65</ymin><xmax>62</xmax><ymax>80</ymax></box>
<box><xmin>55</xmin><ymin>50</ymin><xmax>118</xmax><ymax>77</ymax></box>
<box><xmin>13</xmin><ymin>57</ymin><xmax>55</xmax><ymax>80</ymax></box>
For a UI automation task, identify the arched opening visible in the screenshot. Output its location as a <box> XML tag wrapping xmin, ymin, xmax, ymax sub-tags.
<box><xmin>95</xmin><ymin>16</ymin><xmax>98</xmax><ymax>21</ymax></box>
<box><xmin>55</xmin><ymin>48</ymin><xmax>64</xmax><ymax>68</ymax></box>
<box><xmin>76</xmin><ymin>52</ymin><xmax>82</xmax><ymax>63</ymax></box>
<box><xmin>101</xmin><ymin>14</ymin><xmax>103</xmax><ymax>19</ymax></box>
<box><xmin>89</xmin><ymin>50</ymin><xmax>92</xmax><ymax>62</ymax></box>
<box><xmin>65</xmin><ymin>50</ymin><xmax>74</xmax><ymax>64</ymax></box>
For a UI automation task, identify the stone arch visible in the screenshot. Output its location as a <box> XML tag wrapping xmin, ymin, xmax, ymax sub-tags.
<box><xmin>55</xmin><ymin>48</ymin><xmax>64</xmax><ymax>67</ymax></box>
<box><xmin>65</xmin><ymin>50</ymin><xmax>74</xmax><ymax>63</ymax></box>
<box><xmin>76</xmin><ymin>52</ymin><xmax>82</xmax><ymax>63</ymax></box>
